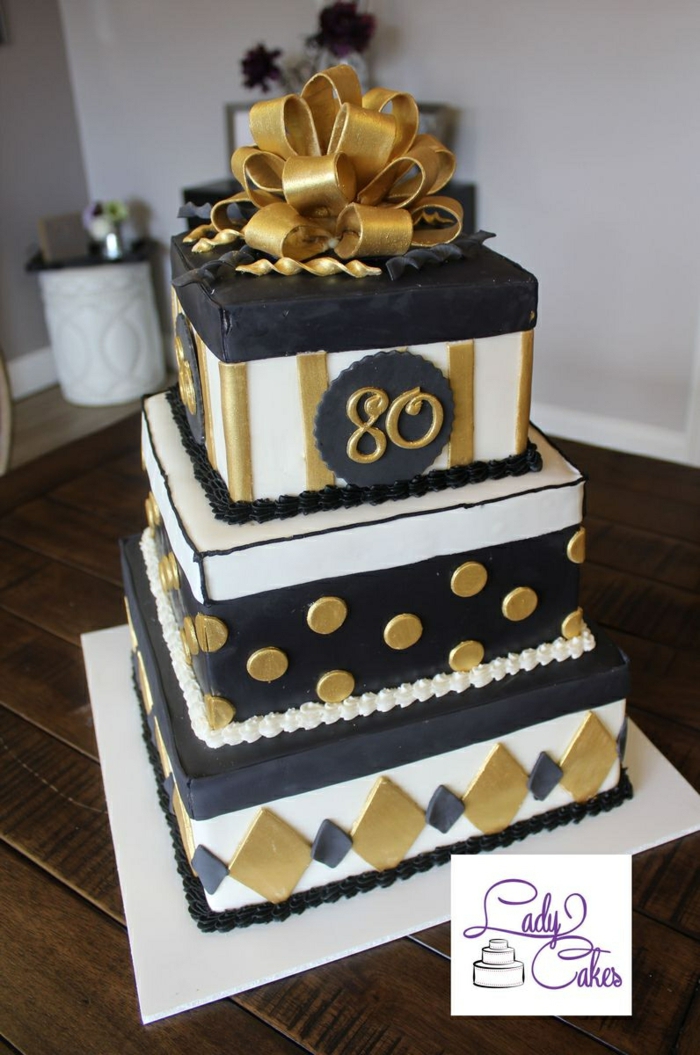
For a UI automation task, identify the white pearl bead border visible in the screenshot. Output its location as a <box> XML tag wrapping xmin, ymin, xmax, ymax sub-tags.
<box><xmin>140</xmin><ymin>530</ymin><xmax>596</xmax><ymax>750</ymax></box>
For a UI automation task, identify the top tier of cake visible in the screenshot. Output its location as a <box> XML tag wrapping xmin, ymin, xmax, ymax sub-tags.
<box><xmin>171</xmin><ymin>235</ymin><xmax>538</xmax><ymax>508</ymax></box>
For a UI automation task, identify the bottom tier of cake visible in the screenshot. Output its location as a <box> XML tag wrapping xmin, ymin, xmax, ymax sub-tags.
<box><xmin>122</xmin><ymin>535</ymin><xmax>632</xmax><ymax>931</ymax></box>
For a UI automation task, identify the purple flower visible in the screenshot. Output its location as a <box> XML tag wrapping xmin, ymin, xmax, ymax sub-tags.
<box><xmin>312</xmin><ymin>2</ymin><xmax>376</xmax><ymax>57</ymax></box>
<box><xmin>241</xmin><ymin>44</ymin><xmax>283</xmax><ymax>93</ymax></box>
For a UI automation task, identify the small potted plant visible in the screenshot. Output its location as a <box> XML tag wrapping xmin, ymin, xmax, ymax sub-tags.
<box><xmin>83</xmin><ymin>200</ymin><xmax>129</xmax><ymax>260</ymax></box>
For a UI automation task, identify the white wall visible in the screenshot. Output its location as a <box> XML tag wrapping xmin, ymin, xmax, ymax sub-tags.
<box><xmin>58</xmin><ymin>0</ymin><xmax>700</xmax><ymax>461</ymax></box>
<box><xmin>0</xmin><ymin>0</ymin><xmax>89</xmax><ymax>373</ymax></box>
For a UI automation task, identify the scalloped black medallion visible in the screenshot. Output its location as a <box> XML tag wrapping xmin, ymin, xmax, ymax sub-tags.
<box><xmin>314</xmin><ymin>350</ymin><xmax>454</xmax><ymax>486</ymax></box>
<box><xmin>175</xmin><ymin>312</ymin><xmax>205</xmax><ymax>446</ymax></box>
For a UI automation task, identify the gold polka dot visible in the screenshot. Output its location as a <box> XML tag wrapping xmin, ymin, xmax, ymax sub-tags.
<box><xmin>451</xmin><ymin>561</ymin><xmax>488</xmax><ymax>597</ymax></box>
<box><xmin>567</xmin><ymin>527</ymin><xmax>586</xmax><ymax>564</ymax></box>
<box><xmin>158</xmin><ymin>557</ymin><xmax>170</xmax><ymax>594</ymax></box>
<box><xmin>182</xmin><ymin>616</ymin><xmax>199</xmax><ymax>656</ymax></box>
<box><xmin>562</xmin><ymin>607</ymin><xmax>584</xmax><ymax>640</ymax></box>
<box><xmin>180</xmin><ymin>628</ymin><xmax>192</xmax><ymax>666</ymax></box>
<box><xmin>502</xmin><ymin>586</ymin><xmax>538</xmax><ymax>621</ymax></box>
<box><xmin>159</xmin><ymin>554</ymin><xmax>179</xmax><ymax>593</ymax></box>
<box><xmin>383</xmin><ymin>613</ymin><xmax>423</xmax><ymax>650</ymax></box>
<box><xmin>307</xmin><ymin>596</ymin><xmax>348</xmax><ymax>635</ymax></box>
<box><xmin>167</xmin><ymin>553</ymin><xmax>180</xmax><ymax>591</ymax></box>
<box><xmin>204</xmin><ymin>694</ymin><xmax>236</xmax><ymax>729</ymax></box>
<box><xmin>247</xmin><ymin>647</ymin><xmax>288</xmax><ymax>682</ymax></box>
<box><xmin>448</xmin><ymin>640</ymin><xmax>485</xmax><ymax>672</ymax></box>
<box><xmin>317</xmin><ymin>670</ymin><xmax>355</xmax><ymax>704</ymax></box>
<box><xmin>174</xmin><ymin>332</ymin><xmax>185</xmax><ymax>365</ymax></box>
<box><xmin>195</xmin><ymin>613</ymin><xmax>228</xmax><ymax>652</ymax></box>
<box><xmin>145</xmin><ymin>493</ymin><xmax>161</xmax><ymax>531</ymax></box>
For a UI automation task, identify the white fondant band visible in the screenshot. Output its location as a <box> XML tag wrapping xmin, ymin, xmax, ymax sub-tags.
<box><xmin>202</xmin><ymin>332</ymin><xmax>525</xmax><ymax>500</ymax></box>
<box><xmin>140</xmin><ymin>529</ymin><xmax>596</xmax><ymax>750</ymax></box>
<box><xmin>143</xmin><ymin>393</ymin><xmax>583</xmax><ymax>604</ymax></box>
<box><xmin>193</xmin><ymin>698</ymin><xmax>626</xmax><ymax>912</ymax></box>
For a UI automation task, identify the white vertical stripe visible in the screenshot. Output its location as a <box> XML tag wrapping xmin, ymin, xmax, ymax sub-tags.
<box><xmin>473</xmin><ymin>332</ymin><xmax>522</xmax><ymax>460</ymax></box>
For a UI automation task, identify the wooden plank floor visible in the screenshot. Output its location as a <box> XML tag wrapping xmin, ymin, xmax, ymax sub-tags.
<box><xmin>8</xmin><ymin>384</ymin><xmax>142</xmax><ymax>472</ymax></box>
<box><xmin>0</xmin><ymin>417</ymin><xmax>698</xmax><ymax>1054</ymax></box>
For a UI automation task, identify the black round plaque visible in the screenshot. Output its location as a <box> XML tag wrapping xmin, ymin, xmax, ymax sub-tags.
<box><xmin>314</xmin><ymin>350</ymin><xmax>454</xmax><ymax>486</ymax></box>
<box><xmin>175</xmin><ymin>313</ymin><xmax>205</xmax><ymax>446</ymax></box>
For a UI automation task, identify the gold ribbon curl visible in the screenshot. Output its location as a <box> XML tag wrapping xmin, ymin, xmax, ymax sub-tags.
<box><xmin>199</xmin><ymin>65</ymin><xmax>463</xmax><ymax>266</ymax></box>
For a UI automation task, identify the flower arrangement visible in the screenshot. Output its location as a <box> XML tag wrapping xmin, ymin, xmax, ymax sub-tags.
<box><xmin>310</xmin><ymin>1</ymin><xmax>376</xmax><ymax>58</ymax></box>
<box><xmin>241</xmin><ymin>1</ymin><xmax>376</xmax><ymax>94</ymax></box>
<box><xmin>83</xmin><ymin>200</ymin><xmax>129</xmax><ymax>259</ymax></box>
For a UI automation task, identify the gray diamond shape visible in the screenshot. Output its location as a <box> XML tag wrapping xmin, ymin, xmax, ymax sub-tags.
<box><xmin>527</xmin><ymin>752</ymin><xmax>563</xmax><ymax>801</ymax></box>
<box><xmin>311</xmin><ymin>819</ymin><xmax>353</xmax><ymax>868</ymax></box>
<box><xmin>425</xmin><ymin>784</ymin><xmax>464</xmax><ymax>833</ymax></box>
<box><xmin>192</xmin><ymin>845</ymin><xmax>229</xmax><ymax>894</ymax></box>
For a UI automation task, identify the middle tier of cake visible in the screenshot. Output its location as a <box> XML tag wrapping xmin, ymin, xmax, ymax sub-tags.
<box><xmin>141</xmin><ymin>390</ymin><xmax>588</xmax><ymax>732</ymax></box>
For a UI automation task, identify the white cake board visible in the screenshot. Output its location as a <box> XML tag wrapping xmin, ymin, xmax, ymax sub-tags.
<box><xmin>83</xmin><ymin>625</ymin><xmax>700</xmax><ymax>1024</ymax></box>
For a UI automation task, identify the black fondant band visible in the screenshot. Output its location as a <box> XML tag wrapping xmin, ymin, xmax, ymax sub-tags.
<box><xmin>166</xmin><ymin>387</ymin><xmax>543</xmax><ymax>526</ymax></box>
<box><xmin>165</xmin><ymin>517</ymin><xmax>582</xmax><ymax>717</ymax></box>
<box><xmin>171</xmin><ymin>234</ymin><xmax>538</xmax><ymax>364</ymax></box>
<box><xmin>122</xmin><ymin>536</ymin><xmax>629</xmax><ymax>822</ymax></box>
<box><xmin>139</xmin><ymin>703</ymin><xmax>632</xmax><ymax>933</ymax></box>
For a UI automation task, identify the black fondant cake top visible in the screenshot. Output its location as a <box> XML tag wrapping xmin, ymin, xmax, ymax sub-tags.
<box><xmin>171</xmin><ymin>234</ymin><xmax>538</xmax><ymax>364</ymax></box>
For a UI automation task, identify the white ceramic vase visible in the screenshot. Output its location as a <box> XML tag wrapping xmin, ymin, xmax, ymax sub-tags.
<box><xmin>39</xmin><ymin>259</ymin><xmax>165</xmax><ymax>406</ymax></box>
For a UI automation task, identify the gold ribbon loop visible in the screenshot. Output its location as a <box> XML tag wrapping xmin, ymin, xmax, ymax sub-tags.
<box><xmin>210</xmin><ymin>192</ymin><xmax>251</xmax><ymax>232</ymax></box>
<box><xmin>283</xmin><ymin>153</ymin><xmax>357</xmax><ymax>217</ymax></box>
<box><xmin>243</xmin><ymin>202</ymin><xmax>334</xmax><ymax>261</ymax></box>
<box><xmin>249</xmin><ymin>94</ymin><xmax>320</xmax><ymax>159</ymax></box>
<box><xmin>327</xmin><ymin>103</ymin><xmax>397</xmax><ymax>189</ymax></box>
<box><xmin>409</xmin><ymin>195</ymin><xmax>463</xmax><ymax>247</ymax></box>
<box><xmin>362</xmin><ymin>87</ymin><xmax>420</xmax><ymax>159</ymax></box>
<box><xmin>301</xmin><ymin>65</ymin><xmax>363</xmax><ymax>152</ymax></box>
<box><xmin>412</xmin><ymin>133</ymin><xmax>456</xmax><ymax>193</ymax></box>
<box><xmin>359</xmin><ymin>143</ymin><xmax>441</xmax><ymax>209</ymax></box>
<box><xmin>232</xmin><ymin>149</ymin><xmax>285</xmax><ymax>209</ymax></box>
<box><xmin>335</xmin><ymin>203</ymin><xmax>414</xmax><ymax>259</ymax></box>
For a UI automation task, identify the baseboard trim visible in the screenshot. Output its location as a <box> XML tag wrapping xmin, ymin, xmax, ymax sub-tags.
<box><xmin>532</xmin><ymin>401</ymin><xmax>689</xmax><ymax>466</ymax></box>
<box><xmin>8</xmin><ymin>347</ymin><xmax>57</xmax><ymax>400</ymax></box>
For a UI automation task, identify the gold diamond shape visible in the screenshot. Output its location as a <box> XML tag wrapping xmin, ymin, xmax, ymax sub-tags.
<box><xmin>228</xmin><ymin>809</ymin><xmax>311</xmax><ymax>904</ymax></box>
<box><xmin>463</xmin><ymin>744</ymin><xmax>529</xmax><ymax>834</ymax></box>
<box><xmin>351</xmin><ymin>776</ymin><xmax>425</xmax><ymax>871</ymax></box>
<box><xmin>559</xmin><ymin>711</ymin><xmax>618</xmax><ymax>803</ymax></box>
<box><xmin>172</xmin><ymin>784</ymin><xmax>196</xmax><ymax>864</ymax></box>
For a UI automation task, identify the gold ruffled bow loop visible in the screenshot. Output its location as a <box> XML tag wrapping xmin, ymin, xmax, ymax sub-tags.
<box><xmin>201</xmin><ymin>66</ymin><xmax>462</xmax><ymax>264</ymax></box>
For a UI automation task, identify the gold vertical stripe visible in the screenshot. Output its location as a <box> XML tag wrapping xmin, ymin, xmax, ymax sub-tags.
<box><xmin>515</xmin><ymin>330</ymin><xmax>534</xmax><ymax>453</ymax></box>
<box><xmin>194</xmin><ymin>331</ymin><xmax>217</xmax><ymax>472</ymax></box>
<box><xmin>447</xmin><ymin>340</ymin><xmax>475</xmax><ymax>466</ymax></box>
<box><xmin>297</xmin><ymin>352</ymin><xmax>335</xmax><ymax>490</ymax></box>
<box><xmin>219</xmin><ymin>361</ymin><xmax>253</xmax><ymax>502</ymax></box>
<box><xmin>170</xmin><ymin>287</ymin><xmax>179</xmax><ymax>327</ymax></box>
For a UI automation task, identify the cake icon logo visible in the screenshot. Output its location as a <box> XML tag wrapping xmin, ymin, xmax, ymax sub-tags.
<box><xmin>451</xmin><ymin>855</ymin><xmax>632</xmax><ymax>1016</ymax></box>
<box><xmin>473</xmin><ymin>938</ymin><xmax>524</xmax><ymax>989</ymax></box>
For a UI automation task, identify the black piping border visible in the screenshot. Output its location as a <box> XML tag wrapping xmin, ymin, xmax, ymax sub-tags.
<box><xmin>166</xmin><ymin>386</ymin><xmax>544</xmax><ymax>527</ymax></box>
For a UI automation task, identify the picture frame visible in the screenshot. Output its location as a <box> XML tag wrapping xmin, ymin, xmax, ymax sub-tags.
<box><xmin>225</xmin><ymin>103</ymin><xmax>254</xmax><ymax>162</ymax></box>
<box><xmin>416</xmin><ymin>103</ymin><xmax>454</xmax><ymax>150</ymax></box>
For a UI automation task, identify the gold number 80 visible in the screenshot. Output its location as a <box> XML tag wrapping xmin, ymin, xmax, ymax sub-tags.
<box><xmin>346</xmin><ymin>386</ymin><xmax>444</xmax><ymax>463</ymax></box>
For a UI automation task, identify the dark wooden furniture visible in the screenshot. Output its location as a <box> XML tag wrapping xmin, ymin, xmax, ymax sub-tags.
<box><xmin>0</xmin><ymin>417</ymin><xmax>698</xmax><ymax>1053</ymax></box>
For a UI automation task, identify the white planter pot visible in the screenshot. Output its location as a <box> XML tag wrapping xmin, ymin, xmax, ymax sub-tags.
<box><xmin>39</xmin><ymin>259</ymin><xmax>165</xmax><ymax>406</ymax></box>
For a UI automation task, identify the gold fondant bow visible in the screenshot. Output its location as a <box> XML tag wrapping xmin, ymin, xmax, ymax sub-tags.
<box><xmin>199</xmin><ymin>65</ymin><xmax>462</xmax><ymax>263</ymax></box>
